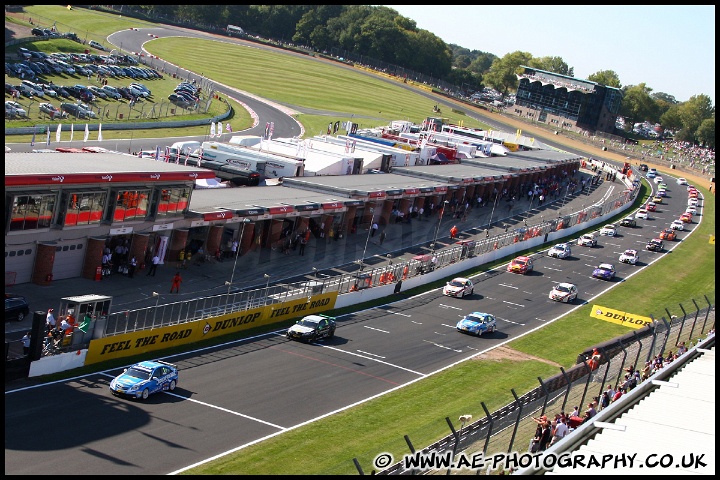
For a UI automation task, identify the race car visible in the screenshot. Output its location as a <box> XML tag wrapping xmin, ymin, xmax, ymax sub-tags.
<box><xmin>677</xmin><ymin>177</ymin><xmax>688</xmax><ymax>185</ymax></box>
<box><xmin>286</xmin><ymin>314</ymin><xmax>336</xmax><ymax>343</ymax></box>
<box><xmin>109</xmin><ymin>360</ymin><xmax>178</xmax><ymax>400</ymax></box>
<box><xmin>599</xmin><ymin>224</ymin><xmax>617</xmax><ymax>236</ymax></box>
<box><xmin>548</xmin><ymin>282</ymin><xmax>578</xmax><ymax>303</ymax></box>
<box><xmin>456</xmin><ymin>312</ymin><xmax>497</xmax><ymax>336</ymax></box>
<box><xmin>670</xmin><ymin>220</ymin><xmax>684</xmax><ymax>231</ymax></box>
<box><xmin>619</xmin><ymin>249</ymin><xmax>639</xmax><ymax>265</ymax></box>
<box><xmin>592</xmin><ymin>263</ymin><xmax>616</xmax><ymax>281</ymax></box>
<box><xmin>680</xmin><ymin>212</ymin><xmax>693</xmax><ymax>223</ymax></box>
<box><xmin>548</xmin><ymin>243</ymin><xmax>572</xmax><ymax>259</ymax></box>
<box><xmin>656</xmin><ymin>189</ymin><xmax>666</xmax><ymax>197</ymax></box>
<box><xmin>660</xmin><ymin>228</ymin><xmax>677</xmax><ymax>240</ymax></box>
<box><xmin>507</xmin><ymin>255</ymin><xmax>534</xmax><ymax>274</ymax></box>
<box><xmin>620</xmin><ymin>216</ymin><xmax>636</xmax><ymax>227</ymax></box>
<box><xmin>442</xmin><ymin>277</ymin><xmax>474</xmax><ymax>298</ymax></box>
<box><xmin>685</xmin><ymin>206</ymin><xmax>697</xmax><ymax>215</ymax></box>
<box><xmin>652</xmin><ymin>196</ymin><xmax>663</xmax><ymax>204</ymax></box>
<box><xmin>688</xmin><ymin>198</ymin><xmax>699</xmax><ymax>207</ymax></box>
<box><xmin>635</xmin><ymin>209</ymin><xmax>649</xmax><ymax>219</ymax></box>
<box><xmin>646</xmin><ymin>202</ymin><xmax>657</xmax><ymax>212</ymax></box>
<box><xmin>577</xmin><ymin>233</ymin><xmax>597</xmax><ymax>247</ymax></box>
<box><xmin>646</xmin><ymin>238</ymin><xmax>664</xmax><ymax>252</ymax></box>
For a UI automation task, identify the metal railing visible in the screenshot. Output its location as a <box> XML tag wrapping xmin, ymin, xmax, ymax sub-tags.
<box><xmin>360</xmin><ymin>296</ymin><xmax>714</xmax><ymax>475</ymax></box>
<box><xmin>100</xmin><ymin>178</ymin><xmax>639</xmax><ymax>337</ymax></box>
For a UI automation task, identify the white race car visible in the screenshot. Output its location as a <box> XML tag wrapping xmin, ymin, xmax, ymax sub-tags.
<box><xmin>599</xmin><ymin>224</ymin><xmax>617</xmax><ymax>236</ymax></box>
<box><xmin>548</xmin><ymin>243</ymin><xmax>572</xmax><ymax>259</ymax></box>
<box><xmin>442</xmin><ymin>277</ymin><xmax>474</xmax><ymax>298</ymax></box>
<box><xmin>619</xmin><ymin>249</ymin><xmax>639</xmax><ymax>265</ymax></box>
<box><xmin>577</xmin><ymin>234</ymin><xmax>597</xmax><ymax>247</ymax></box>
<box><xmin>549</xmin><ymin>283</ymin><xmax>578</xmax><ymax>303</ymax></box>
<box><xmin>635</xmin><ymin>209</ymin><xmax>648</xmax><ymax>219</ymax></box>
<box><xmin>670</xmin><ymin>220</ymin><xmax>684</xmax><ymax>231</ymax></box>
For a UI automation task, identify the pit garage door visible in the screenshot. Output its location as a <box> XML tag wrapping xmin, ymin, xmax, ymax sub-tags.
<box><xmin>5</xmin><ymin>243</ymin><xmax>36</xmax><ymax>286</ymax></box>
<box><xmin>51</xmin><ymin>239</ymin><xmax>87</xmax><ymax>281</ymax></box>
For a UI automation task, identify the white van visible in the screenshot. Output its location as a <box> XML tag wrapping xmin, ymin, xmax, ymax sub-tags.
<box><xmin>169</xmin><ymin>141</ymin><xmax>202</xmax><ymax>162</ymax></box>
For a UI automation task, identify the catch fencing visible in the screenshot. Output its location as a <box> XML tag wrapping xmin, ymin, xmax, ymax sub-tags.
<box><xmin>357</xmin><ymin>296</ymin><xmax>714</xmax><ymax>475</ymax></box>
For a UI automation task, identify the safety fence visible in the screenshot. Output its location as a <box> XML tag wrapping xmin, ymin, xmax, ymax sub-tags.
<box><xmin>97</xmin><ymin>180</ymin><xmax>639</xmax><ymax>337</ymax></box>
<box><xmin>356</xmin><ymin>296</ymin><xmax>714</xmax><ymax>475</ymax></box>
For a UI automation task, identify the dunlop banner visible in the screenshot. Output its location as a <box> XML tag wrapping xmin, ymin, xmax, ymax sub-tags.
<box><xmin>590</xmin><ymin>304</ymin><xmax>653</xmax><ymax>329</ymax></box>
<box><xmin>85</xmin><ymin>292</ymin><xmax>338</xmax><ymax>364</ymax></box>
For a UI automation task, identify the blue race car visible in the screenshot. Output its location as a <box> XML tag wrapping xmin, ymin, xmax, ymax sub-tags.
<box><xmin>456</xmin><ymin>312</ymin><xmax>497</xmax><ymax>336</ymax></box>
<box><xmin>109</xmin><ymin>360</ymin><xmax>179</xmax><ymax>400</ymax></box>
<box><xmin>592</xmin><ymin>263</ymin><xmax>616</xmax><ymax>281</ymax></box>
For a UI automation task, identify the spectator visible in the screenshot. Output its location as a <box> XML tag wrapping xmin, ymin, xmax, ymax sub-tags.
<box><xmin>538</xmin><ymin>419</ymin><xmax>553</xmax><ymax>452</ymax></box>
<box><xmin>147</xmin><ymin>254</ymin><xmax>160</xmax><ymax>276</ymax></box>
<box><xmin>550</xmin><ymin>417</ymin><xmax>568</xmax><ymax>446</ymax></box>
<box><xmin>586</xmin><ymin>403</ymin><xmax>597</xmax><ymax>419</ymax></box>
<box><xmin>22</xmin><ymin>332</ymin><xmax>31</xmax><ymax>356</ymax></box>
<box><xmin>612</xmin><ymin>387</ymin><xmax>625</xmax><ymax>402</ymax></box>
<box><xmin>450</xmin><ymin>225</ymin><xmax>459</xmax><ymax>239</ymax></box>
<box><xmin>371</xmin><ymin>222</ymin><xmax>378</xmax><ymax>237</ymax></box>
<box><xmin>677</xmin><ymin>341</ymin><xmax>688</xmax><ymax>355</ymax></box>
<box><xmin>60</xmin><ymin>317</ymin><xmax>73</xmax><ymax>337</ymax></box>
<box><xmin>599</xmin><ymin>391</ymin><xmax>611</xmax><ymax>410</ymax></box>
<box><xmin>128</xmin><ymin>256</ymin><xmax>137</xmax><ymax>278</ymax></box>
<box><xmin>46</xmin><ymin>308</ymin><xmax>56</xmax><ymax>332</ymax></box>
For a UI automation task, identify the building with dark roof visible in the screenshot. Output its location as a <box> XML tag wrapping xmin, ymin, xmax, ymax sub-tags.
<box><xmin>510</xmin><ymin>66</ymin><xmax>623</xmax><ymax>135</ymax></box>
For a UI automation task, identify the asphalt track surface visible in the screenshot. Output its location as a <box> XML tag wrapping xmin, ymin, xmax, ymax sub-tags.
<box><xmin>5</xmin><ymin>172</ymin><xmax>701</xmax><ymax>474</ymax></box>
<box><xmin>4</xmin><ymin>26</ymin><xmax>704</xmax><ymax>475</ymax></box>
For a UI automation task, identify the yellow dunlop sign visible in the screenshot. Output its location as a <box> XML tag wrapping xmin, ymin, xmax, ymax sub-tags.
<box><xmin>85</xmin><ymin>292</ymin><xmax>338</xmax><ymax>364</ymax></box>
<box><xmin>590</xmin><ymin>305</ymin><xmax>653</xmax><ymax>329</ymax></box>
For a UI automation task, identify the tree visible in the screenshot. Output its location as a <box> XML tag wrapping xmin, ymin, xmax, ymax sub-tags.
<box><xmin>587</xmin><ymin>70</ymin><xmax>621</xmax><ymax>88</ymax></box>
<box><xmin>678</xmin><ymin>94</ymin><xmax>715</xmax><ymax>144</ymax></box>
<box><xmin>659</xmin><ymin>104</ymin><xmax>684</xmax><ymax>132</ymax></box>
<box><xmin>620</xmin><ymin>83</ymin><xmax>658</xmax><ymax>126</ymax></box>
<box><xmin>484</xmin><ymin>51</ymin><xmax>532</xmax><ymax>96</ymax></box>
<box><xmin>695</xmin><ymin>118</ymin><xmax>715</xmax><ymax>149</ymax></box>
<box><xmin>528</xmin><ymin>56</ymin><xmax>572</xmax><ymax>76</ymax></box>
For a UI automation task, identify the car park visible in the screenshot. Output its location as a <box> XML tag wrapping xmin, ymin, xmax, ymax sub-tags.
<box><xmin>507</xmin><ymin>255</ymin><xmax>534</xmax><ymax>274</ymax></box>
<box><xmin>659</xmin><ymin>228</ymin><xmax>677</xmax><ymax>241</ymax></box>
<box><xmin>109</xmin><ymin>360</ymin><xmax>179</xmax><ymax>400</ymax></box>
<box><xmin>5</xmin><ymin>293</ymin><xmax>30</xmax><ymax>322</ymax></box>
<box><xmin>5</xmin><ymin>81</ymin><xmax>19</xmax><ymax>94</ymax></box>
<box><xmin>38</xmin><ymin>102</ymin><xmax>65</xmax><ymax>118</ymax></box>
<box><xmin>599</xmin><ymin>224</ymin><xmax>617</xmax><ymax>236</ymax></box>
<box><xmin>646</xmin><ymin>238</ymin><xmax>664</xmax><ymax>252</ymax></box>
<box><xmin>168</xmin><ymin>93</ymin><xmax>195</xmax><ymax>108</ymax></box>
<box><xmin>620</xmin><ymin>216</ymin><xmax>636</xmax><ymax>227</ymax></box>
<box><xmin>286</xmin><ymin>314</ymin><xmax>336</xmax><ymax>342</ymax></box>
<box><xmin>5</xmin><ymin>100</ymin><xmax>27</xmax><ymax>117</ymax></box>
<box><xmin>456</xmin><ymin>312</ymin><xmax>497</xmax><ymax>336</ymax></box>
<box><xmin>679</xmin><ymin>212</ymin><xmax>693</xmax><ymax>223</ymax></box>
<box><xmin>677</xmin><ymin>177</ymin><xmax>687</xmax><ymax>185</ymax></box>
<box><xmin>88</xmin><ymin>85</ymin><xmax>108</xmax><ymax>99</ymax></box>
<box><xmin>130</xmin><ymin>83</ymin><xmax>151</xmax><ymax>96</ymax></box>
<box><xmin>442</xmin><ymin>277</ymin><xmax>474</xmax><ymax>298</ymax></box>
<box><xmin>88</xmin><ymin>40</ymin><xmax>107</xmax><ymax>51</ymax></box>
<box><xmin>128</xmin><ymin>84</ymin><xmax>150</xmax><ymax>98</ymax></box>
<box><xmin>577</xmin><ymin>233</ymin><xmax>597</xmax><ymax>247</ymax></box>
<box><xmin>21</xmin><ymin>80</ymin><xmax>45</xmax><ymax>97</ymax></box>
<box><xmin>592</xmin><ymin>263</ymin><xmax>616</xmax><ymax>280</ymax></box>
<box><xmin>635</xmin><ymin>209</ymin><xmax>648</xmax><ymax>219</ymax></box>
<box><xmin>670</xmin><ymin>220</ymin><xmax>684</xmax><ymax>231</ymax></box>
<box><xmin>548</xmin><ymin>243</ymin><xmax>572</xmax><ymax>259</ymax></box>
<box><xmin>31</xmin><ymin>27</ymin><xmax>45</xmax><ymax>36</ymax></box>
<box><xmin>619</xmin><ymin>249</ymin><xmax>639</xmax><ymax>265</ymax></box>
<box><xmin>548</xmin><ymin>283</ymin><xmax>578</xmax><ymax>303</ymax></box>
<box><xmin>101</xmin><ymin>85</ymin><xmax>122</xmax><ymax>99</ymax></box>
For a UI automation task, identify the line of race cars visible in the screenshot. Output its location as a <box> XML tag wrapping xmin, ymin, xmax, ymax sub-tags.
<box><xmin>110</xmin><ymin>174</ymin><xmax>702</xmax><ymax>399</ymax></box>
